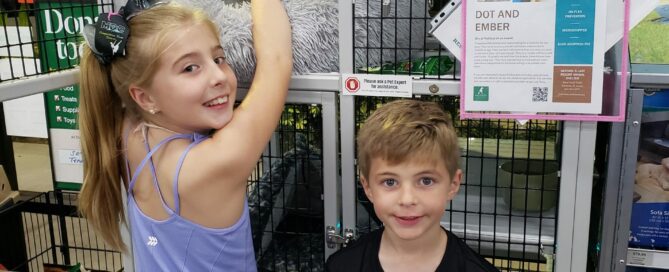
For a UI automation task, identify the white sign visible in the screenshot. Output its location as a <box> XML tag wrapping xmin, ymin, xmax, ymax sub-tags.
<box><xmin>429</xmin><ymin>0</ymin><xmax>463</xmax><ymax>60</ymax></box>
<box><xmin>1</xmin><ymin>57</ymin><xmax>47</xmax><ymax>138</ymax></box>
<box><xmin>3</xmin><ymin>94</ymin><xmax>48</xmax><ymax>138</ymax></box>
<box><xmin>341</xmin><ymin>74</ymin><xmax>413</xmax><ymax>98</ymax></box>
<box><xmin>463</xmin><ymin>0</ymin><xmax>607</xmax><ymax>114</ymax></box>
<box><xmin>50</xmin><ymin>129</ymin><xmax>83</xmax><ymax>183</ymax></box>
<box><xmin>57</xmin><ymin>149</ymin><xmax>83</xmax><ymax>165</ymax></box>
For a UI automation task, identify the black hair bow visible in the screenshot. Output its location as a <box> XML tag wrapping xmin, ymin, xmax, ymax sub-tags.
<box><xmin>82</xmin><ymin>0</ymin><xmax>166</xmax><ymax>64</ymax></box>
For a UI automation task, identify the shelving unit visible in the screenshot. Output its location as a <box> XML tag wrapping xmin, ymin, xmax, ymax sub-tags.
<box><xmin>641</xmin><ymin>110</ymin><xmax>669</xmax><ymax>123</ymax></box>
<box><xmin>598</xmin><ymin>68</ymin><xmax>669</xmax><ymax>271</ymax></box>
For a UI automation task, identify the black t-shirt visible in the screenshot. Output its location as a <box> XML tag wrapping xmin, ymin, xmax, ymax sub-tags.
<box><xmin>326</xmin><ymin>227</ymin><xmax>499</xmax><ymax>272</ymax></box>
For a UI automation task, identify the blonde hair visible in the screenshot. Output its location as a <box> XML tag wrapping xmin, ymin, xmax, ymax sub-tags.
<box><xmin>357</xmin><ymin>100</ymin><xmax>460</xmax><ymax>179</ymax></box>
<box><xmin>78</xmin><ymin>4</ymin><xmax>219</xmax><ymax>251</ymax></box>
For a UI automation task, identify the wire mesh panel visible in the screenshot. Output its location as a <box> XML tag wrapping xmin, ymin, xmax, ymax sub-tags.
<box><xmin>1</xmin><ymin>0</ymin><xmax>114</xmax><ymax>82</ymax></box>
<box><xmin>247</xmin><ymin>103</ymin><xmax>325</xmax><ymax>272</ymax></box>
<box><xmin>353</xmin><ymin>96</ymin><xmax>561</xmax><ymax>271</ymax></box>
<box><xmin>0</xmin><ymin>191</ymin><xmax>123</xmax><ymax>272</ymax></box>
<box><xmin>353</xmin><ymin>0</ymin><xmax>458</xmax><ymax>79</ymax></box>
<box><xmin>0</xmin><ymin>100</ymin><xmax>327</xmax><ymax>271</ymax></box>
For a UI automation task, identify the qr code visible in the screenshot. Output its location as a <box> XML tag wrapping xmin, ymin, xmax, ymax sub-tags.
<box><xmin>532</xmin><ymin>87</ymin><xmax>548</xmax><ymax>102</ymax></box>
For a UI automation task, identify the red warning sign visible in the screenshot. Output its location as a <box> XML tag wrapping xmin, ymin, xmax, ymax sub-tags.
<box><xmin>345</xmin><ymin>77</ymin><xmax>360</xmax><ymax>93</ymax></box>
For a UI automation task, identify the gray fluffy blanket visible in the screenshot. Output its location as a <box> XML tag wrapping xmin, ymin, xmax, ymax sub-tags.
<box><xmin>176</xmin><ymin>0</ymin><xmax>429</xmax><ymax>82</ymax></box>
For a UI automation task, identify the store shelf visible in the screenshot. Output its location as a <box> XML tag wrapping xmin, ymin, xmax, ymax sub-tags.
<box><xmin>642</xmin><ymin>110</ymin><xmax>669</xmax><ymax>123</ymax></box>
<box><xmin>442</xmin><ymin>188</ymin><xmax>556</xmax><ymax>259</ymax></box>
<box><xmin>631</xmin><ymin>64</ymin><xmax>669</xmax><ymax>88</ymax></box>
<box><xmin>627</xmin><ymin>248</ymin><xmax>669</xmax><ymax>269</ymax></box>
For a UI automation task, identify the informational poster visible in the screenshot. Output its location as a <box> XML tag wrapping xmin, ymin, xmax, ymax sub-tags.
<box><xmin>37</xmin><ymin>0</ymin><xmax>99</xmax><ymax>190</ymax></box>
<box><xmin>630</xmin><ymin>113</ymin><xmax>669</xmax><ymax>250</ymax></box>
<box><xmin>463</xmin><ymin>0</ymin><xmax>607</xmax><ymax>114</ymax></box>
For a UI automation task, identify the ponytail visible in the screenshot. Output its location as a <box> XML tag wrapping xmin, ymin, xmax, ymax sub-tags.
<box><xmin>78</xmin><ymin>47</ymin><xmax>126</xmax><ymax>251</ymax></box>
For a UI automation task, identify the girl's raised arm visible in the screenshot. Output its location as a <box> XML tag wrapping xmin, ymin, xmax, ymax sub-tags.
<box><xmin>202</xmin><ymin>0</ymin><xmax>293</xmax><ymax>182</ymax></box>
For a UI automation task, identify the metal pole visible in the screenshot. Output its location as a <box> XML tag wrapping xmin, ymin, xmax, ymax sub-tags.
<box><xmin>0</xmin><ymin>103</ymin><xmax>18</xmax><ymax>190</ymax></box>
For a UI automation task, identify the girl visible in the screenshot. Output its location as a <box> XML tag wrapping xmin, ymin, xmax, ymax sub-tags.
<box><xmin>77</xmin><ymin>0</ymin><xmax>292</xmax><ymax>270</ymax></box>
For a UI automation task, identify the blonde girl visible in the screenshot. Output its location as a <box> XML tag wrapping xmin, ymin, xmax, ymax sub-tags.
<box><xmin>77</xmin><ymin>0</ymin><xmax>292</xmax><ymax>270</ymax></box>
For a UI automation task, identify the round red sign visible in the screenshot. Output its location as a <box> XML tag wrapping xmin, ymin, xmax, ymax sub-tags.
<box><xmin>345</xmin><ymin>77</ymin><xmax>360</xmax><ymax>93</ymax></box>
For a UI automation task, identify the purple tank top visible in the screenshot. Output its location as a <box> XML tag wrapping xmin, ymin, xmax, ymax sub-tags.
<box><xmin>125</xmin><ymin>131</ymin><xmax>257</xmax><ymax>271</ymax></box>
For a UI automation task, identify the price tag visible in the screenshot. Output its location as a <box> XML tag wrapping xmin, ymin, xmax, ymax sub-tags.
<box><xmin>627</xmin><ymin>249</ymin><xmax>653</xmax><ymax>266</ymax></box>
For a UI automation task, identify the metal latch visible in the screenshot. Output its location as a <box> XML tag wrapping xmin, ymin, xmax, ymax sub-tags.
<box><xmin>326</xmin><ymin>226</ymin><xmax>355</xmax><ymax>248</ymax></box>
<box><xmin>540</xmin><ymin>243</ymin><xmax>554</xmax><ymax>272</ymax></box>
<box><xmin>382</xmin><ymin>0</ymin><xmax>391</xmax><ymax>17</ymax></box>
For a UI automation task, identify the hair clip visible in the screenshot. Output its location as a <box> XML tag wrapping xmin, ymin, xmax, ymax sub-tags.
<box><xmin>82</xmin><ymin>12</ymin><xmax>129</xmax><ymax>65</ymax></box>
<box><xmin>82</xmin><ymin>0</ymin><xmax>167</xmax><ymax>65</ymax></box>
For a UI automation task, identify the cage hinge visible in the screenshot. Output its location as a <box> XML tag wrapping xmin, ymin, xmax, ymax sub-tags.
<box><xmin>326</xmin><ymin>226</ymin><xmax>355</xmax><ymax>248</ymax></box>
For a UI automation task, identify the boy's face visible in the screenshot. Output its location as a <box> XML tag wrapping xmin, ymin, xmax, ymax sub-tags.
<box><xmin>361</xmin><ymin>156</ymin><xmax>462</xmax><ymax>241</ymax></box>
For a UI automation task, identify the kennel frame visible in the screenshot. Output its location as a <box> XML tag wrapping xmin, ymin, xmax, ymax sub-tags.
<box><xmin>337</xmin><ymin>0</ymin><xmax>602</xmax><ymax>271</ymax></box>
<box><xmin>597</xmin><ymin>73</ymin><xmax>669</xmax><ymax>270</ymax></box>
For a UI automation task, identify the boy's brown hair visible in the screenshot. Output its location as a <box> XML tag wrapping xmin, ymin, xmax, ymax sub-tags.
<box><xmin>357</xmin><ymin>100</ymin><xmax>460</xmax><ymax>179</ymax></box>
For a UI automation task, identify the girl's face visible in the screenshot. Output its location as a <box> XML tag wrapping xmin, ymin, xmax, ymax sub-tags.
<box><xmin>143</xmin><ymin>23</ymin><xmax>237</xmax><ymax>134</ymax></box>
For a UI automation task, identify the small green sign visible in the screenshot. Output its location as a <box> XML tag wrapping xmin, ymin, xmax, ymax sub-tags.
<box><xmin>37</xmin><ymin>1</ymin><xmax>96</xmax><ymax>130</ymax></box>
<box><xmin>473</xmin><ymin>86</ymin><xmax>489</xmax><ymax>101</ymax></box>
<box><xmin>45</xmin><ymin>86</ymin><xmax>80</xmax><ymax>130</ymax></box>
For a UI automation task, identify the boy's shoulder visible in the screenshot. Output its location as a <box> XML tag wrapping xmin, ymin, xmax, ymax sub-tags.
<box><xmin>440</xmin><ymin>230</ymin><xmax>500</xmax><ymax>272</ymax></box>
<box><xmin>325</xmin><ymin>228</ymin><xmax>384</xmax><ymax>272</ymax></box>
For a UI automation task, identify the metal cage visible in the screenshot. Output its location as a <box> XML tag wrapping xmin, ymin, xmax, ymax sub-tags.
<box><xmin>241</xmin><ymin>89</ymin><xmax>338</xmax><ymax>272</ymax></box>
<box><xmin>248</xmin><ymin>103</ymin><xmax>326</xmax><ymax>272</ymax></box>
<box><xmin>0</xmin><ymin>0</ymin><xmax>614</xmax><ymax>270</ymax></box>
<box><xmin>0</xmin><ymin>191</ymin><xmax>123</xmax><ymax>272</ymax></box>
<box><xmin>352</xmin><ymin>0</ymin><xmax>459</xmax><ymax>80</ymax></box>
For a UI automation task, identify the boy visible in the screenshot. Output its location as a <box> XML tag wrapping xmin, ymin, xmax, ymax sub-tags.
<box><xmin>326</xmin><ymin>100</ymin><xmax>498</xmax><ymax>272</ymax></box>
